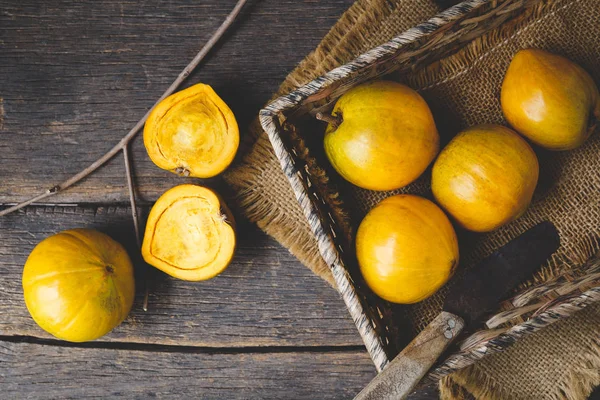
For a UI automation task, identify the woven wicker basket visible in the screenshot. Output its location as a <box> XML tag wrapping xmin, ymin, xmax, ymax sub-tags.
<box><xmin>260</xmin><ymin>0</ymin><xmax>600</xmax><ymax>383</ymax></box>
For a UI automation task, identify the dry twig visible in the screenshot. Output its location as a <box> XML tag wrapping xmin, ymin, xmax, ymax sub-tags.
<box><xmin>0</xmin><ymin>0</ymin><xmax>249</xmax><ymax>310</ymax></box>
<box><xmin>122</xmin><ymin>145</ymin><xmax>148</xmax><ymax>310</ymax></box>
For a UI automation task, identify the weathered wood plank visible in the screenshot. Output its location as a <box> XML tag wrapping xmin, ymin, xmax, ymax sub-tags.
<box><xmin>0</xmin><ymin>0</ymin><xmax>355</xmax><ymax>204</ymax></box>
<box><xmin>0</xmin><ymin>205</ymin><xmax>362</xmax><ymax>347</ymax></box>
<box><xmin>0</xmin><ymin>340</ymin><xmax>376</xmax><ymax>399</ymax></box>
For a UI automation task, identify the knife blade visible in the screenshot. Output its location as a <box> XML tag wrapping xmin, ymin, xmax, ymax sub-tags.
<box><xmin>444</xmin><ymin>221</ymin><xmax>560</xmax><ymax>325</ymax></box>
<box><xmin>354</xmin><ymin>221</ymin><xmax>560</xmax><ymax>400</ymax></box>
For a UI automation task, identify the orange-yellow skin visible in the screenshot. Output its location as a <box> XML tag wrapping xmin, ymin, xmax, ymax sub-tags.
<box><xmin>324</xmin><ymin>80</ymin><xmax>439</xmax><ymax>191</ymax></box>
<box><xmin>432</xmin><ymin>125</ymin><xmax>539</xmax><ymax>232</ymax></box>
<box><xmin>142</xmin><ymin>184</ymin><xmax>236</xmax><ymax>281</ymax></box>
<box><xmin>501</xmin><ymin>49</ymin><xmax>600</xmax><ymax>150</ymax></box>
<box><xmin>22</xmin><ymin>229</ymin><xmax>135</xmax><ymax>342</ymax></box>
<box><xmin>144</xmin><ymin>83</ymin><xmax>239</xmax><ymax>178</ymax></box>
<box><xmin>356</xmin><ymin>195</ymin><xmax>459</xmax><ymax>304</ymax></box>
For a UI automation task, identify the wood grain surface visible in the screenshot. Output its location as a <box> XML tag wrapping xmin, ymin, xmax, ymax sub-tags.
<box><xmin>1</xmin><ymin>341</ymin><xmax>376</xmax><ymax>399</ymax></box>
<box><xmin>0</xmin><ymin>205</ymin><xmax>362</xmax><ymax>347</ymax></box>
<box><xmin>0</xmin><ymin>0</ymin><xmax>444</xmax><ymax>398</ymax></box>
<box><xmin>0</xmin><ymin>0</ymin><xmax>355</xmax><ymax>204</ymax></box>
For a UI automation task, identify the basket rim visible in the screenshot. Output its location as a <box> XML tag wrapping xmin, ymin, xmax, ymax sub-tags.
<box><xmin>260</xmin><ymin>0</ymin><xmax>495</xmax><ymax>374</ymax></box>
<box><xmin>260</xmin><ymin>0</ymin><xmax>489</xmax><ymax>121</ymax></box>
<box><xmin>259</xmin><ymin>0</ymin><xmax>600</xmax><ymax>378</ymax></box>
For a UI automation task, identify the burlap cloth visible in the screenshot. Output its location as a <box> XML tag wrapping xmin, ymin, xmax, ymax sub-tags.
<box><xmin>224</xmin><ymin>0</ymin><xmax>600</xmax><ymax>398</ymax></box>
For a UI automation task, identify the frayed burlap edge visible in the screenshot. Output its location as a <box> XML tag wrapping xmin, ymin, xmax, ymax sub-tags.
<box><xmin>402</xmin><ymin>2</ymin><xmax>600</xmax><ymax>397</ymax></box>
<box><xmin>440</xmin><ymin>318</ymin><xmax>600</xmax><ymax>400</ymax></box>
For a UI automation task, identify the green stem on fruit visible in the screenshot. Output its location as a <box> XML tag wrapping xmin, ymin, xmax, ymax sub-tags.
<box><xmin>316</xmin><ymin>111</ymin><xmax>343</xmax><ymax>130</ymax></box>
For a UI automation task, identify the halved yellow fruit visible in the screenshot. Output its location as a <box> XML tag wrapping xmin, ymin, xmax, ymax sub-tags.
<box><xmin>143</xmin><ymin>83</ymin><xmax>239</xmax><ymax>178</ymax></box>
<box><xmin>142</xmin><ymin>184</ymin><xmax>236</xmax><ymax>281</ymax></box>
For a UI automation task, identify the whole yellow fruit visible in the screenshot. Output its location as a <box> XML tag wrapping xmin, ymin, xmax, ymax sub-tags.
<box><xmin>323</xmin><ymin>80</ymin><xmax>439</xmax><ymax>191</ymax></box>
<box><xmin>356</xmin><ymin>194</ymin><xmax>459</xmax><ymax>304</ymax></box>
<box><xmin>501</xmin><ymin>49</ymin><xmax>600</xmax><ymax>150</ymax></box>
<box><xmin>22</xmin><ymin>229</ymin><xmax>135</xmax><ymax>342</ymax></box>
<box><xmin>432</xmin><ymin>124</ymin><xmax>539</xmax><ymax>232</ymax></box>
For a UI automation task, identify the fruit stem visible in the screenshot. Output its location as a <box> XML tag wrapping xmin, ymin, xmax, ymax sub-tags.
<box><xmin>175</xmin><ymin>167</ymin><xmax>191</xmax><ymax>177</ymax></box>
<box><xmin>316</xmin><ymin>112</ymin><xmax>343</xmax><ymax>129</ymax></box>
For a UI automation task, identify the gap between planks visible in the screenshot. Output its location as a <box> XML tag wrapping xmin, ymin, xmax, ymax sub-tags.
<box><xmin>0</xmin><ymin>335</ymin><xmax>366</xmax><ymax>355</ymax></box>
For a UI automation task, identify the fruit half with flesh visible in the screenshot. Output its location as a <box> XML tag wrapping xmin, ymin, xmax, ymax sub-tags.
<box><xmin>144</xmin><ymin>83</ymin><xmax>239</xmax><ymax>177</ymax></box>
<box><xmin>142</xmin><ymin>184</ymin><xmax>236</xmax><ymax>281</ymax></box>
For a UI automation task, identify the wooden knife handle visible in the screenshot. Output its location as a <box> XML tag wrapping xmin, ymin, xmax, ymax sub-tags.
<box><xmin>354</xmin><ymin>312</ymin><xmax>465</xmax><ymax>400</ymax></box>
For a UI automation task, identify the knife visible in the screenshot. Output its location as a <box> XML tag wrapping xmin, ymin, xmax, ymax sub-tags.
<box><xmin>354</xmin><ymin>221</ymin><xmax>560</xmax><ymax>400</ymax></box>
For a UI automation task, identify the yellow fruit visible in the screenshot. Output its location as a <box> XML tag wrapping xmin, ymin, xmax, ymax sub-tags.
<box><xmin>144</xmin><ymin>83</ymin><xmax>239</xmax><ymax>178</ymax></box>
<box><xmin>356</xmin><ymin>194</ymin><xmax>459</xmax><ymax>304</ymax></box>
<box><xmin>432</xmin><ymin>124</ymin><xmax>539</xmax><ymax>232</ymax></box>
<box><xmin>22</xmin><ymin>229</ymin><xmax>135</xmax><ymax>342</ymax></box>
<box><xmin>323</xmin><ymin>80</ymin><xmax>439</xmax><ymax>191</ymax></box>
<box><xmin>142</xmin><ymin>184</ymin><xmax>236</xmax><ymax>281</ymax></box>
<box><xmin>501</xmin><ymin>49</ymin><xmax>600</xmax><ymax>150</ymax></box>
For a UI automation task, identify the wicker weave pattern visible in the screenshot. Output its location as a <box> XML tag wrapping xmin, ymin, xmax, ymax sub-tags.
<box><xmin>260</xmin><ymin>0</ymin><xmax>599</xmax><ymax>379</ymax></box>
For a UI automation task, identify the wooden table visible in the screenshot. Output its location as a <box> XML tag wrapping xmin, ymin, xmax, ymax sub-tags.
<box><xmin>6</xmin><ymin>2</ymin><xmax>600</xmax><ymax>399</ymax></box>
<box><xmin>0</xmin><ymin>0</ymin><xmax>386</xmax><ymax>398</ymax></box>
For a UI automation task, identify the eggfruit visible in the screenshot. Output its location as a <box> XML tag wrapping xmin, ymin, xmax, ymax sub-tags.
<box><xmin>144</xmin><ymin>83</ymin><xmax>239</xmax><ymax>178</ymax></box>
<box><xmin>142</xmin><ymin>184</ymin><xmax>236</xmax><ymax>281</ymax></box>
<box><xmin>356</xmin><ymin>194</ymin><xmax>459</xmax><ymax>304</ymax></box>
<box><xmin>501</xmin><ymin>49</ymin><xmax>600</xmax><ymax>150</ymax></box>
<box><xmin>432</xmin><ymin>124</ymin><xmax>539</xmax><ymax>232</ymax></box>
<box><xmin>23</xmin><ymin>229</ymin><xmax>135</xmax><ymax>342</ymax></box>
<box><xmin>322</xmin><ymin>80</ymin><xmax>439</xmax><ymax>191</ymax></box>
